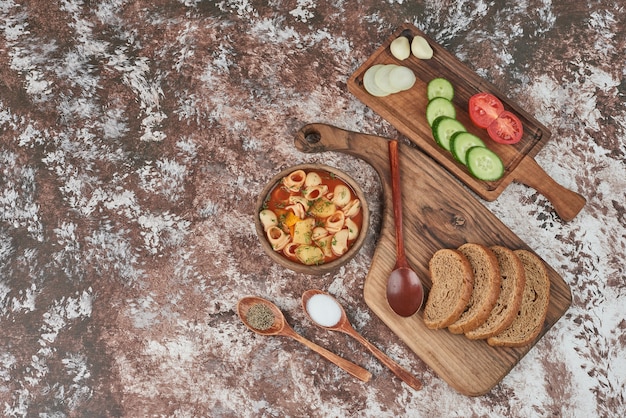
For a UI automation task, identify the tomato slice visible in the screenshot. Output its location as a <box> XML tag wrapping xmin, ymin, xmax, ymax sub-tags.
<box><xmin>487</xmin><ymin>111</ymin><xmax>523</xmax><ymax>144</ymax></box>
<box><xmin>468</xmin><ymin>93</ymin><xmax>504</xmax><ymax>129</ymax></box>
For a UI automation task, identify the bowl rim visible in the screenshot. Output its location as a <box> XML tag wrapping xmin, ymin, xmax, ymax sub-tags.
<box><xmin>255</xmin><ymin>163</ymin><xmax>370</xmax><ymax>275</ymax></box>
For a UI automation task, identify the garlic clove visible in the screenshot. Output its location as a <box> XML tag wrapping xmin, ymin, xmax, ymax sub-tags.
<box><xmin>390</xmin><ymin>36</ymin><xmax>411</xmax><ymax>60</ymax></box>
<box><xmin>411</xmin><ymin>35</ymin><xmax>433</xmax><ymax>59</ymax></box>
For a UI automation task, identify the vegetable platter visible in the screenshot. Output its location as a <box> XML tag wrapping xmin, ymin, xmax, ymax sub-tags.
<box><xmin>294</xmin><ymin>123</ymin><xmax>573</xmax><ymax>396</ymax></box>
<box><xmin>347</xmin><ymin>23</ymin><xmax>585</xmax><ymax>221</ymax></box>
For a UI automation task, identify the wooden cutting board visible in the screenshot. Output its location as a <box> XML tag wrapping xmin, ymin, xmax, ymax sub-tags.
<box><xmin>347</xmin><ymin>23</ymin><xmax>585</xmax><ymax>221</ymax></box>
<box><xmin>294</xmin><ymin>123</ymin><xmax>572</xmax><ymax>396</ymax></box>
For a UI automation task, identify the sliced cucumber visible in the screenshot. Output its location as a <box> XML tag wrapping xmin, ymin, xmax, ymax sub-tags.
<box><xmin>426</xmin><ymin>97</ymin><xmax>456</xmax><ymax>126</ymax></box>
<box><xmin>427</xmin><ymin>78</ymin><xmax>454</xmax><ymax>101</ymax></box>
<box><xmin>432</xmin><ymin>116</ymin><xmax>466</xmax><ymax>151</ymax></box>
<box><xmin>466</xmin><ymin>146</ymin><xmax>504</xmax><ymax>181</ymax></box>
<box><xmin>451</xmin><ymin>132</ymin><xmax>486</xmax><ymax>164</ymax></box>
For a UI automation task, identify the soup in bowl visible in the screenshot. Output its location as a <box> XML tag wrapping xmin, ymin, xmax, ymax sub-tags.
<box><xmin>255</xmin><ymin>164</ymin><xmax>370</xmax><ymax>274</ymax></box>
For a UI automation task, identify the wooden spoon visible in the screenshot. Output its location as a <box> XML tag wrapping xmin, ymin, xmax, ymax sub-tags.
<box><xmin>237</xmin><ymin>296</ymin><xmax>371</xmax><ymax>382</ymax></box>
<box><xmin>302</xmin><ymin>289</ymin><xmax>423</xmax><ymax>391</ymax></box>
<box><xmin>386</xmin><ymin>140</ymin><xmax>425</xmax><ymax>317</ymax></box>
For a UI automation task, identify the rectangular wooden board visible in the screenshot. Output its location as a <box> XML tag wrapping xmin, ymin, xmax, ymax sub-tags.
<box><xmin>347</xmin><ymin>23</ymin><xmax>552</xmax><ymax>201</ymax></box>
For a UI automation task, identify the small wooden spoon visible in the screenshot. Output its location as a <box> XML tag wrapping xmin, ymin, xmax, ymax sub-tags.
<box><xmin>237</xmin><ymin>296</ymin><xmax>371</xmax><ymax>382</ymax></box>
<box><xmin>386</xmin><ymin>140</ymin><xmax>424</xmax><ymax>317</ymax></box>
<box><xmin>302</xmin><ymin>289</ymin><xmax>423</xmax><ymax>391</ymax></box>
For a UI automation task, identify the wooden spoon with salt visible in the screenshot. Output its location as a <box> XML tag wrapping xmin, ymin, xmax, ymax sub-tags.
<box><xmin>302</xmin><ymin>289</ymin><xmax>423</xmax><ymax>391</ymax></box>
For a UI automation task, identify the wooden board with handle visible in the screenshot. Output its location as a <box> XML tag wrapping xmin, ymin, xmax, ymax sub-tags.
<box><xmin>294</xmin><ymin>123</ymin><xmax>572</xmax><ymax>396</ymax></box>
<box><xmin>347</xmin><ymin>23</ymin><xmax>585</xmax><ymax>221</ymax></box>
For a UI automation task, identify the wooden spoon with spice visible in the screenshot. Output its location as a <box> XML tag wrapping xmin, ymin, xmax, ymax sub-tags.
<box><xmin>237</xmin><ymin>296</ymin><xmax>372</xmax><ymax>383</ymax></box>
<box><xmin>302</xmin><ymin>289</ymin><xmax>423</xmax><ymax>391</ymax></box>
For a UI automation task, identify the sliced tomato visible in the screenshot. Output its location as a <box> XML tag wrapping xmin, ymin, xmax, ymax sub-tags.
<box><xmin>468</xmin><ymin>93</ymin><xmax>504</xmax><ymax>129</ymax></box>
<box><xmin>487</xmin><ymin>111</ymin><xmax>523</xmax><ymax>144</ymax></box>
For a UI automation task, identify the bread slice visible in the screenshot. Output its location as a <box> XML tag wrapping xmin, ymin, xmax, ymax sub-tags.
<box><xmin>465</xmin><ymin>246</ymin><xmax>526</xmax><ymax>340</ymax></box>
<box><xmin>448</xmin><ymin>243</ymin><xmax>502</xmax><ymax>334</ymax></box>
<box><xmin>423</xmin><ymin>249</ymin><xmax>474</xmax><ymax>329</ymax></box>
<box><xmin>487</xmin><ymin>250</ymin><xmax>550</xmax><ymax>347</ymax></box>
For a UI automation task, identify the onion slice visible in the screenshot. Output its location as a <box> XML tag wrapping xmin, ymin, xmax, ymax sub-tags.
<box><xmin>389</xmin><ymin>66</ymin><xmax>416</xmax><ymax>91</ymax></box>
<box><xmin>374</xmin><ymin>65</ymin><xmax>402</xmax><ymax>94</ymax></box>
<box><xmin>363</xmin><ymin>64</ymin><xmax>417</xmax><ymax>97</ymax></box>
<box><xmin>363</xmin><ymin>64</ymin><xmax>390</xmax><ymax>97</ymax></box>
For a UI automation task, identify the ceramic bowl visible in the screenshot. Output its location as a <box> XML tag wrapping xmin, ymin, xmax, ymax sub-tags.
<box><xmin>255</xmin><ymin>163</ymin><xmax>370</xmax><ymax>274</ymax></box>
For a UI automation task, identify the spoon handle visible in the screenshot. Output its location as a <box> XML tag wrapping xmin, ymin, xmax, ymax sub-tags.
<box><xmin>389</xmin><ymin>140</ymin><xmax>407</xmax><ymax>267</ymax></box>
<box><xmin>285</xmin><ymin>328</ymin><xmax>372</xmax><ymax>382</ymax></box>
<box><xmin>349</xmin><ymin>329</ymin><xmax>423</xmax><ymax>391</ymax></box>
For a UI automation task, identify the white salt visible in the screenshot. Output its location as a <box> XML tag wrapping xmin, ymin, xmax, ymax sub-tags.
<box><xmin>306</xmin><ymin>294</ymin><xmax>342</xmax><ymax>327</ymax></box>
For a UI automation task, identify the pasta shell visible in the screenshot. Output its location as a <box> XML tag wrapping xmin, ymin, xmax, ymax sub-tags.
<box><xmin>331</xmin><ymin>184</ymin><xmax>352</xmax><ymax>207</ymax></box>
<box><xmin>311</xmin><ymin>226</ymin><xmax>329</xmax><ymax>241</ymax></box>
<box><xmin>282</xmin><ymin>169</ymin><xmax>306</xmax><ymax>192</ymax></box>
<box><xmin>283</xmin><ymin>242</ymin><xmax>299</xmax><ymax>259</ymax></box>
<box><xmin>345</xmin><ymin>217</ymin><xmax>359</xmax><ymax>240</ymax></box>
<box><xmin>288</xmin><ymin>196</ymin><xmax>309</xmax><ymax>208</ymax></box>
<box><xmin>305</xmin><ymin>171</ymin><xmax>322</xmax><ymax>187</ymax></box>
<box><xmin>315</xmin><ymin>235</ymin><xmax>334</xmax><ymax>257</ymax></box>
<box><xmin>342</xmin><ymin>199</ymin><xmax>361</xmax><ymax>218</ymax></box>
<box><xmin>331</xmin><ymin>229</ymin><xmax>350</xmax><ymax>256</ymax></box>
<box><xmin>259</xmin><ymin>209</ymin><xmax>278</xmax><ymax>231</ymax></box>
<box><xmin>286</xmin><ymin>202</ymin><xmax>306</xmax><ymax>219</ymax></box>
<box><xmin>325</xmin><ymin>210</ymin><xmax>345</xmax><ymax>234</ymax></box>
<box><xmin>303</xmin><ymin>184</ymin><xmax>329</xmax><ymax>201</ymax></box>
<box><xmin>266</xmin><ymin>226</ymin><xmax>290</xmax><ymax>251</ymax></box>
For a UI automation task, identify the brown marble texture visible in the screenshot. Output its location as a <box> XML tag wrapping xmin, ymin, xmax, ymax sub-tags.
<box><xmin>0</xmin><ymin>0</ymin><xmax>624</xmax><ymax>417</ymax></box>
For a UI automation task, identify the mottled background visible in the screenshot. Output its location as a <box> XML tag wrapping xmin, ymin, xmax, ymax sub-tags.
<box><xmin>1</xmin><ymin>0</ymin><xmax>624</xmax><ymax>417</ymax></box>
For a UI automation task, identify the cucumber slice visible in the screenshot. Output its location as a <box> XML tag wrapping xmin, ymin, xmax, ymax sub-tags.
<box><xmin>426</xmin><ymin>97</ymin><xmax>456</xmax><ymax>126</ymax></box>
<box><xmin>451</xmin><ymin>132</ymin><xmax>486</xmax><ymax>164</ymax></box>
<box><xmin>466</xmin><ymin>146</ymin><xmax>504</xmax><ymax>181</ymax></box>
<box><xmin>427</xmin><ymin>78</ymin><xmax>454</xmax><ymax>101</ymax></box>
<box><xmin>432</xmin><ymin>116</ymin><xmax>466</xmax><ymax>151</ymax></box>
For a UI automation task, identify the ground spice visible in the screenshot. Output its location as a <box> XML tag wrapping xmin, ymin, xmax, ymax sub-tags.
<box><xmin>246</xmin><ymin>303</ymin><xmax>275</xmax><ymax>330</ymax></box>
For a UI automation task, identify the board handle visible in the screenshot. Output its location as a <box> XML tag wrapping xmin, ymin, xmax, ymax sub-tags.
<box><xmin>294</xmin><ymin>123</ymin><xmax>392</xmax><ymax>183</ymax></box>
<box><xmin>294</xmin><ymin>123</ymin><xmax>387</xmax><ymax>165</ymax></box>
<box><xmin>515</xmin><ymin>156</ymin><xmax>586</xmax><ymax>221</ymax></box>
<box><xmin>295</xmin><ymin>123</ymin><xmax>351</xmax><ymax>152</ymax></box>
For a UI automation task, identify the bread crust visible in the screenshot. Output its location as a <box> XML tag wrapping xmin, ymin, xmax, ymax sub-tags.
<box><xmin>448</xmin><ymin>243</ymin><xmax>501</xmax><ymax>334</ymax></box>
<box><xmin>464</xmin><ymin>246</ymin><xmax>526</xmax><ymax>340</ymax></box>
<box><xmin>487</xmin><ymin>250</ymin><xmax>550</xmax><ymax>347</ymax></box>
<box><xmin>423</xmin><ymin>249</ymin><xmax>474</xmax><ymax>329</ymax></box>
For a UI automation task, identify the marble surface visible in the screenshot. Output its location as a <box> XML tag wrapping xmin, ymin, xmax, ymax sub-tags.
<box><xmin>1</xmin><ymin>1</ymin><xmax>624</xmax><ymax>417</ymax></box>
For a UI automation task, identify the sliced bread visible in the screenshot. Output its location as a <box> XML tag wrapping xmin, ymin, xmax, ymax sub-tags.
<box><xmin>448</xmin><ymin>243</ymin><xmax>502</xmax><ymax>334</ymax></box>
<box><xmin>465</xmin><ymin>246</ymin><xmax>526</xmax><ymax>340</ymax></box>
<box><xmin>487</xmin><ymin>250</ymin><xmax>550</xmax><ymax>347</ymax></box>
<box><xmin>423</xmin><ymin>249</ymin><xmax>474</xmax><ymax>329</ymax></box>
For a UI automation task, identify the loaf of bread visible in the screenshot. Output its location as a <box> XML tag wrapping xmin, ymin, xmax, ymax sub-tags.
<box><xmin>487</xmin><ymin>250</ymin><xmax>550</xmax><ymax>347</ymax></box>
<box><xmin>423</xmin><ymin>249</ymin><xmax>474</xmax><ymax>329</ymax></box>
<box><xmin>465</xmin><ymin>246</ymin><xmax>526</xmax><ymax>340</ymax></box>
<box><xmin>448</xmin><ymin>243</ymin><xmax>502</xmax><ymax>334</ymax></box>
